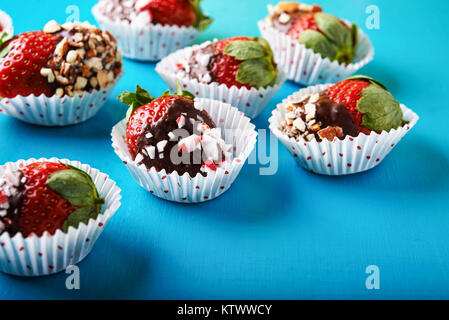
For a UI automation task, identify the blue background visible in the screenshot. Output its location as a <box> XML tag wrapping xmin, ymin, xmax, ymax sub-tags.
<box><xmin>0</xmin><ymin>0</ymin><xmax>448</xmax><ymax>299</ymax></box>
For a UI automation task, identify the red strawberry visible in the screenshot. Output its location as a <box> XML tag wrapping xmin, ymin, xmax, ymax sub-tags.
<box><xmin>327</xmin><ymin>76</ymin><xmax>403</xmax><ymax>133</ymax></box>
<box><xmin>209</xmin><ymin>36</ymin><xmax>278</xmax><ymax>89</ymax></box>
<box><xmin>211</xmin><ymin>36</ymin><xmax>252</xmax><ymax>90</ymax></box>
<box><xmin>0</xmin><ymin>31</ymin><xmax>59</xmax><ymax>98</ymax></box>
<box><xmin>126</xmin><ymin>95</ymin><xmax>191</xmax><ymax>158</ymax></box>
<box><xmin>0</xmin><ymin>190</ymin><xmax>8</xmax><ymax>205</ymax></box>
<box><xmin>17</xmin><ymin>162</ymin><xmax>79</xmax><ymax>237</ymax></box>
<box><xmin>287</xmin><ymin>13</ymin><xmax>320</xmax><ymax>40</ymax></box>
<box><xmin>119</xmin><ymin>84</ymin><xmax>199</xmax><ymax>159</ymax></box>
<box><xmin>0</xmin><ymin>162</ymin><xmax>104</xmax><ymax>237</ymax></box>
<box><xmin>327</xmin><ymin>79</ymin><xmax>371</xmax><ymax>131</ymax></box>
<box><xmin>139</xmin><ymin>0</ymin><xmax>196</xmax><ymax>27</ymax></box>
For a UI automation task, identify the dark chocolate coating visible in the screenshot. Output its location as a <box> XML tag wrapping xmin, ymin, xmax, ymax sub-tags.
<box><xmin>0</xmin><ymin>172</ymin><xmax>24</xmax><ymax>236</ymax></box>
<box><xmin>137</xmin><ymin>98</ymin><xmax>216</xmax><ymax>177</ymax></box>
<box><xmin>188</xmin><ymin>43</ymin><xmax>218</xmax><ymax>82</ymax></box>
<box><xmin>315</xmin><ymin>95</ymin><xmax>359</xmax><ymax>138</ymax></box>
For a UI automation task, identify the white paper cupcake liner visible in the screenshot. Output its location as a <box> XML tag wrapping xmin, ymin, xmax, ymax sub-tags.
<box><xmin>0</xmin><ymin>72</ymin><xmax>123</xmax><ymax>127</ymax></box>
<box><xmin>258</xmin><ymin>20</ymin><xmax>374</xmax><ymax>86</ymax></box>
<box><xmin>155</xmin><ymin>42</ymin><xmax>287</xmax><ymax>119</ymax></box>
<box><xmin>0</xmin><ymin>9</ymin><xmax>13</xmax><ymax>39</ymax></box>
<box><xmin>92</xmin><ymin>3</ymin><xmax>199</xmax><ymax>61</ymax></box>
<box><xmin>0</xmin><ymin>158</ymin><xmax>122</xmax><ymax>277</ymax></box>
<box><xmin>269</xmin><ymin>84</ymin><xmax>419</xmax><ymax>175</ymax></box>
<box><xmin>112</xmin><ymin>98</ymin><xmax>258</xmax><ymax>202</ymax></box>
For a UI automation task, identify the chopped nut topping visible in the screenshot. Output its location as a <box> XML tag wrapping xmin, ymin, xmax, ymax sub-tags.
<box><xmin>317</xmin><ymin>126</ymin><xmax>342</xmax><ymax>141</ymax></box>
<box><xmin>40</xmin><ymin>20</ymin><xmax>123</xmax><ymax>98</ymax></box>
<box><xmin>43</xmin><ymin>20</ymin><xmax>62</xmax><ymax>34</ymax></box>
<box><xmin>278</xmin><ymin>13</ymin><xmax>291</xmax><ymax>23</ymax></box>
<box><xmin>278</xmin><ymin>2</ymin><xmax>300</xmax><ymax>13</ymax></box>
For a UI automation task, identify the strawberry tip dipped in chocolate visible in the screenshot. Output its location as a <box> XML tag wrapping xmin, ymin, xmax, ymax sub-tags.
<box><xmin>118</xmin><ymin>82</ymin><xmax>232</xmax><ymax>177</ymax></box>
<box><xmin>0</xmin><ymin>162</ymin><xmax>103</xmax><ymax>238</ymax></box>
<box><xmin>97</xmin><ymin>0</ymin><xmax>213</xmax><ymax>31</ymax></box>
<box><xmin>0</xmin><ymin>20</ymin><xmax>122</xmax><ymax>99</ymax></box>
<box><xmin>265</xmin><ymin>2</ymin><xmax>358</xmax><ymax>64</ymax></box>
<box><xmin>175</xmin><ymin>36</ymin><xmax>278</xmax><ymax>90</ymax></box>
<box><xmin>280</xmin><ymin>76</ymin><xmax>405</xmax><ymax>142</ymax></box>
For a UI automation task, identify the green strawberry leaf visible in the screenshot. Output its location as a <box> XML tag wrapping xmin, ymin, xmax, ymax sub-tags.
<box><xmin>172</xmin><ymin>79</ymin><xmax>195</xmax><ymax>100</ymax></box>
<box><xmin>351</xmin><ymin>23</ymin><xmax>358</xmax><ymax>49</ymax></box>
<box><xmin>224</xmin><ymin>40</ymin><xmax>267</xmax><ymax>60</ymax></box>
<box><xmin>299</xmin><ymin>29</ymin><xmax>337</xmax><ymax>61</ymax></box>
<box><xmin>236</xmin><ymin>57</ymin><xmax>277</xmax><ymax>88</ymax></box>
<box><xmin>315</xmin><ymin>13</ymin><xmax>352</xmax><ymax>48</ymax></box>
<box><xmin>62</xmin><ymin>205</ymin><xmax>100</xmax><ymax>233</ymax></box>
<box><xmin>312</xmin><ymin>12</ymin><xmax>356</xmax><ymax>64</ymax></box>
<box><xmin>191</xmin><ymin>0</ymin><xmax>213</xmax><ymax>32</ymax></box>
<box><xmin>0</xmin><ymin>32</ymin><xmax>8</xmax><ymax>48</ymax></box>
<box><xmin>46</xmin><ymin>167</ymin><xmax>102</xmax><ymax>206</ymax></box>
<box><xmin>118</xmin><ymin>85</ymin><xmax>155</xmax><ymax>121</ymax></box>
<box><xmin>357</xmin><ymin>85</ymin><xmax>403</xmax><ymax>132</ymax></box>
<box><xmin>47</xmin><ymin>165</ymin><xmax>103</xmax><ymax>233</ymax></box>
<box><xmin>0</xmin><ymin>33</ymin><xmax>12</xmax><ymax>61</ymax></box>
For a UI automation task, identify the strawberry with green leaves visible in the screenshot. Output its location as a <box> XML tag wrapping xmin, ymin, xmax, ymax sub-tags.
<box><xmin>326</xmin><ymin>76</ymin><xmax>404</xmax><ymax>133</ymax></box>
<box><xmin>0</xmin><ymin>31</ymin><xmax>60</xmax><ymax>99</ymax></box>
<box><xmin>0</xmin><ymin>162</ymin><xmax>103</xmax><ymax>237</ymax></box>
<box><xmin>139</xmin><ymin>0</ymin><xmax>212</xmax><ymax>31</ymax></box>
<box><xmin>288</xmin><ymin>12</ymin><xmax>358</xmax><ymax>64</ymax></box>
<box><xmin>118</xmin><ymin>83</ymin><xmax>195</xmax><ymax>159</ymax></box>
<box><xmin>210</xmin><ymin>36</ymin><xmax>278</xmax><ymax>89</ymax></box>
<box><xmin>118</xmin><ymin>83</ymin><xmax>228</xmax><ymax>177</ymax></box>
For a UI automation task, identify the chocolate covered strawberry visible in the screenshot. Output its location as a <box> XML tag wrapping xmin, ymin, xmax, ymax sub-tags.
<box><xmin>0</xmin><ymin>20</ymin><xmax>122</xmax><ymax>99</ymax></box>
<box><xmin>265</xmin><ymin>2</ymin><xmax>358</xmax><ymax>64</ymax></box>
<box><xmin>0</xmin><ymin>31</ymin><xmax>59</xmax><ymax>98</ymax></box>
<box><xmin>118</xmin><ymin>83</ymin><xmax>232</xmax><ymax>177</ymax></box>
<box><xmin>280</xmin><ymin>76</ymin><xmax>404</xmax><ymax>142</ymax></box>
<box><xmin>175</xmin><ymin>36</ymin><xmax>278</xmax><ymax>90</ymax></box>
<box><xmin>0</xmin><ymin>162</ymin><xmax>103</xmax><ymax>237</ymax></box>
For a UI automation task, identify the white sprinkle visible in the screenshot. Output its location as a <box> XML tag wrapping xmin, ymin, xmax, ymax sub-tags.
<box><xmin>135</xmin><ymin>153</ymin><xmax>144</xmax><ymax>163</ymax></box>
<box><xmin>157</xmin><ymin>140</ymin><xmax>168</xmax><ymax>153</ymax></box>
<box><xmin>168</xmin><ymin>132</ymin><xmax>177</xmax><ymax>141</ymax></box>
<box><xmin>145</xmin><ymin>132</ymin><xmax>153</xmax><ymax>139</ymax></box>
<box><xmin>176</xmin><ymin>115</ymin><xmax>186</xmax><ymax>128</ymax></box>
<box><xmin>145</xmin><ymin>146</ymin><xmax>156</xmax><ymax>159</ymax></box>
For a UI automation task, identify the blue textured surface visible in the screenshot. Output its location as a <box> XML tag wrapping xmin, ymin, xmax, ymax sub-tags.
<box><xmin>0</xmin><ymin>0</ymin><xmax>448</xmax><ymax>299</ymax></box>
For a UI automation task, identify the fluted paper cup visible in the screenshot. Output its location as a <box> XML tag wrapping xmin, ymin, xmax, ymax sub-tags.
<box><xmin>0</xmin><ymin>158</ymin><xmax>121</xmax><ymax>276</ymax></box>
<box><xmin>156</xmin><ymin>42</ymin><xmax>287</xmax><ymax>119</ymax></box>
<box><xmin>269</xmin><ymin>84</ymin><xmax>419</xmax><ymax>175</ymax></box>
<box><xmin>112</xmin><ymin>98</ymin><xmax>258</xmax><ymax>202</ymax></box>
<box><xmin>0</xmin><ymin>72</ymin><xmax>123</xmax><ymax>127</ymax></box>
<box><xmin>92</xmin><ymin>3</ymin><xmax>199</xmax><ymax>61</ymax></box>
<box><xmin>258</xmin><ymin>20</ymin><xmax>374</xmax><ymax>86</ymax></box>
<box><xmin>0</xmin><ymin>9</ymin><xmax>13</xmax><ymax>39</ymax></box>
